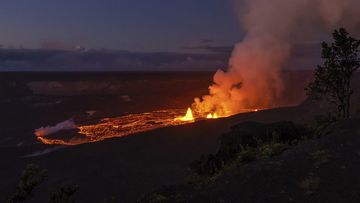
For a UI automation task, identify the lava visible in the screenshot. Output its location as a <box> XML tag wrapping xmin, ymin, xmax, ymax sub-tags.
<box><xmin>35</xmin><ymin>107</ymin><xmax>261</xmax><ymax>146</ymax></box>
<box><xmin>206</xmin><ymin>113</ymin><xmax>218</xmax><ymax>119</ymax></box>
<box><xmin>35</xmin><ymin>108</ymin><xmax>195</xmax><ymax>145</ymax></box>
<box><xmin>175</xmin><ymin>107</ymin><xmax>194</xmax><ymax>122</ymax></box>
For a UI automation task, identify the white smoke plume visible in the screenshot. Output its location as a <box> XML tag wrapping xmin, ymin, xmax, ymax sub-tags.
<box><xmin>193</xmin><ymin>0</ymin><xmax>360</xmax><ymax>116</ymax></box>
<box><xmin>34</xmin><ymin>120</ymin><xmax>77</xmax><ymax>137</ymax></box>
<box><xmin>24</xmin><ymin>146</ymin><xmax>65</xmax><ymax>157</ymax></box>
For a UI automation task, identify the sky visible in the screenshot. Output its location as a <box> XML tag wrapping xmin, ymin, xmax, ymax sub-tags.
<box><xmin>0</xmin><ymin>0</ymin><xmax>323</xmax><ymax>71</ymax></box>
<box><xmin>0</xmin><ymin>0</ymin><xmax>242</xmax><ymax>52</ymax></box>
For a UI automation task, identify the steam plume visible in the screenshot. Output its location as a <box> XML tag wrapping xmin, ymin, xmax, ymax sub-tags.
<box><xmin>193</xmin><ymin>0</ymin><xmax>360</xmax><ymax>116</ymax></box>
<box><xmin>34</xmin><ymin>120</ymin><xmax>76</xmax><ymax>137</ymax></box>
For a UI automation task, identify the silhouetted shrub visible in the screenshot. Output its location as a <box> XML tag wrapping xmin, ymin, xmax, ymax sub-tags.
<box><xmin>299</xmin><ymin>175</ymin><xmax>320</xmax><ymax>195</ymax></box>
<box><xmin>238</xmin><ymin>146</ymin><xmax>257</xmax><ymax>163</ymax></box>
<box><xmin>313</xmin><ymin>113</ymin><xmax>337</xmax><ymax>136</ymax></box>
<box><xmin>257</xmin><ymin>143</ymin><xmax>289</xmax><ymax>158</ymax></box>
<box><xmin>49</xmin><ymin>185</ymin><xmax>79</xmax><ymax>203</ymax></box>
<box><xmin>189</xmin><ymin>121</ymin><xmax>312</xmax><ymax>176</ymax></box>
<box><xmin>7</xmin><ymin>164</ymin><xmax>47</xmax><ymax>203</ymax></box>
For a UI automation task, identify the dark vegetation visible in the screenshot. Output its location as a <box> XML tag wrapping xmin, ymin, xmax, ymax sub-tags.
<box><xmin>48</xmin><ymin>185</ymin><xmax>79</xmax><ymax>203</ymax></box>
<box><xmin>189</xmin><ymin>121</ymin><xmax>313</xmax><ymax>177</ymax></box>
<box><xmin>7</xmin><ymin>164</ymin><xmax>47</xmax><ymax>203</ymax></box>
<box><xmin>138</xmin><ymin>121</ymin><xmax>315</xmax><ymax>202</ymax></box>
<box><xmin>7</xmin><ymin>164</ymin><xmax>79</xmax><ymax>203</ymax></box>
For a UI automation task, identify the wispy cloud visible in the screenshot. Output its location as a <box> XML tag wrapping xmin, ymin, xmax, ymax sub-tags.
<box><xmin>0</xmin><ymin>48</ymin><xmax>229</xmax><ymax>71</ymax></box>
<box><xmin>0</xmin><ymin>43</ymin><xmax>322</xmax><ymax>71</ymax></box>
<box><xmin>183</xmin><ymin>45</ymin><xmax>234</xmax><ymax>54</ymax></box>
<box><xmin>200</xmin><ymin>39</ymin><xmax>215</xmax><ymax>44</ymax></box>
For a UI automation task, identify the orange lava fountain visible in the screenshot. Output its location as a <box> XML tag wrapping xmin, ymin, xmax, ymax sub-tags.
<box><xmin>175</xmin><ymin>107</ymin><xmax>194</xmax><ymax>122</ymax></box>
<box><xmin>206</xmin><ymin>113</ymin><xmax>219</xmax><ymax>119</ymax></box>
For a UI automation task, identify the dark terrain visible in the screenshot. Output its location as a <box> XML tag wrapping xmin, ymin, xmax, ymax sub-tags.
<box><xmin>2</xmin><ymin>71</ymin><xmax>359</xmax><ymax>202</ymax></box>
<box><xmin>141</xmin><ymin>118</ymin><xmax>360</xmax><ymax>202</ymax></box>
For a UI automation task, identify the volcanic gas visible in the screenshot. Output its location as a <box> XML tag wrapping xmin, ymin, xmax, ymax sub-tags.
<box><xmin>191</xmin><ymin>0</ymin><xmax>360</xmax><ymax>118</ymax></box>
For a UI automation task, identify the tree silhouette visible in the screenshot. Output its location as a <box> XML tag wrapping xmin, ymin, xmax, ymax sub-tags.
<box><xmin>306</xmin><ymin>28</ymin><xmax>360</xmax><ymax>119</ymax></box>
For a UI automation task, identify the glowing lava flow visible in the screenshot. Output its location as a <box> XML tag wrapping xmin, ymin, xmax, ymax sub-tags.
<box><xmin>35</xmin><ymin>107</ymin><xmax>261</xmax><ymax>146</ymax></box>
<box><xmin>35</xmin><ymin>108</ymin><xmax>196</xmax><ymax>145</ymax></box>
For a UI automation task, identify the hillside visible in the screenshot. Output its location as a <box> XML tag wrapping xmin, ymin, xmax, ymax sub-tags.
<box><xmin>140</xmin><ymin>118</ymin><xmax>360</xmax><ymax>202</ymax></box>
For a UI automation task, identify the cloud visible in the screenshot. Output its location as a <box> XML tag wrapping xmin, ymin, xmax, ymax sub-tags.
<box><xmin>183</xmin><ymin>45</ymin><xmax>234</xmax><ymax>54</ymax></box>
<box><xmin>0</xmin><ymin>48</ymin><xmax>229</xmax><ymax>71</ymax></box>
<box><xmin>200</xmin><ymin>39</ymin><xmax>215</xmax><ymax>44</ymax></box>
<box><xmin>0</xmin><ymin>43</ymin><xmax>324</xmax><ymax>71</ymax></box>
<box><xmin>40</xmin><ymin>40</ymin><xmax>73</xmax><ymax>50</ymax></box>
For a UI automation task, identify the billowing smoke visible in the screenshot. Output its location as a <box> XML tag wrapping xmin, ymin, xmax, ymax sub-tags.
<box><xmin>193</xmin><ymin>0</ymin><xmax>360</xmax><ymax>117</ymax></box>
<box><xmin>34</xmin><ymin>120</ymin><xmax>77</xmax><ymax>137</ymax></box>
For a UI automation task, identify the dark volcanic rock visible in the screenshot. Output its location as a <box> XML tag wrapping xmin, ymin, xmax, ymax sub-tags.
<box><xmin>142</xmin><ymin>118</ymin><xmax>360</xmax><ymax>203</ymax></box>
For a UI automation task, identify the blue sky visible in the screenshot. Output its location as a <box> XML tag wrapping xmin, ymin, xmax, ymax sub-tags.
<box><xmin>0</xmin><ymin>0</ymin><xmax>243</xmax><ymax>52</ymax></box>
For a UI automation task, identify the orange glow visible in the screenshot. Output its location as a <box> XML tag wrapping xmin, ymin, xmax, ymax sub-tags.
<box><xmin>175</xmin><ymin>107</ymin><xmax>194</xmax><ymax>122</ymax></box>
<box><xmin>35</xmin><ymin>109</ymin><xmax>197</xmax><ymax>145</ymax></box>
<box><xmin>35</xmin><ymin>106</ymin><xmax>262</xmax><ymax>146</ymax></box>
<box><xmin>206</xmin><ymin>113</ymin><xmax>219</xmax><ymax>119</ymax></box>
<box><xmin>36</xmin><ymin>136</ymin><xmax>79</xmax><ymax>145</ymax></box>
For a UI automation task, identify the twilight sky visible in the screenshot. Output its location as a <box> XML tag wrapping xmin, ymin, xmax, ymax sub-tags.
<box><xmin>0</xmin><ymin>0</ymin><xmax>242</xmax><ymax>52</ymax></box>
<box><xmin>0</xmin><ymin>0</ymin><xmax>325</xmax><ymax>71</ymax></box>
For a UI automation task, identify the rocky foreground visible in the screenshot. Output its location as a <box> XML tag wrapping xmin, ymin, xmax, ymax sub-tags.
<box><xmin>140</xmin><ymin>118</ymin><xmax>360</xmax><ymax>202</ymax></box>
